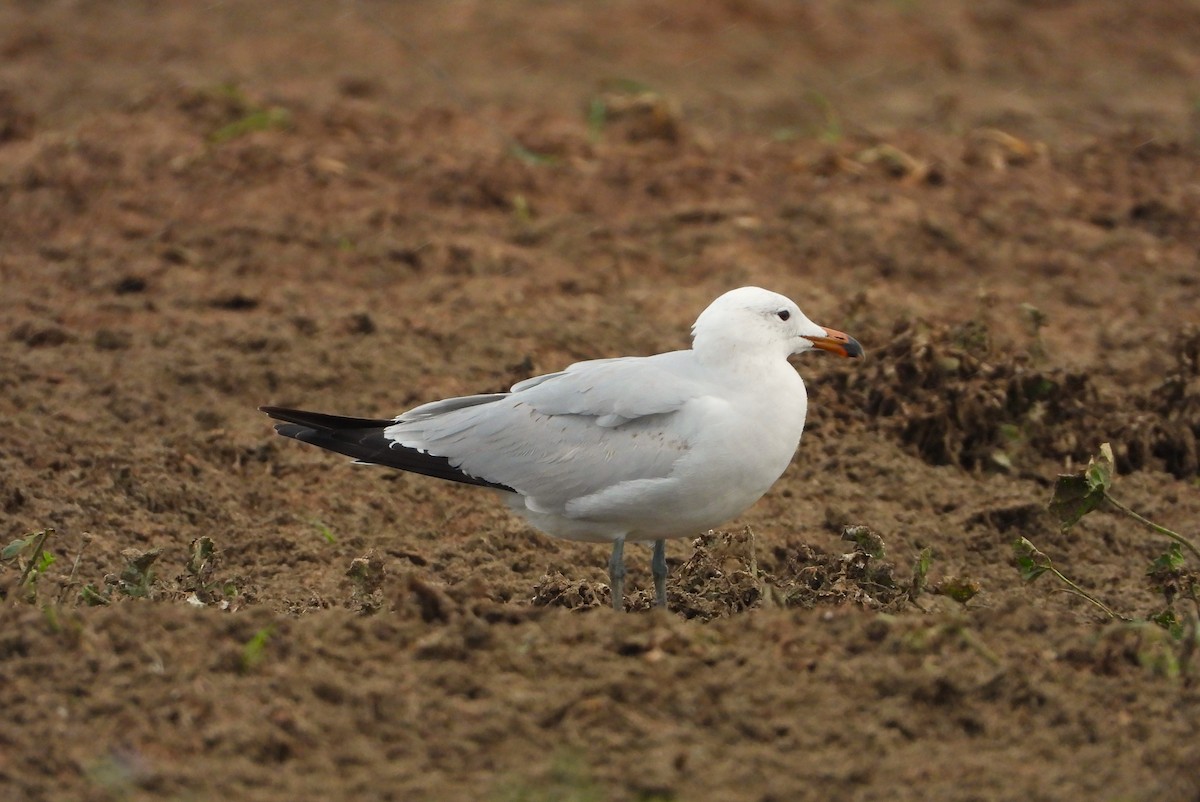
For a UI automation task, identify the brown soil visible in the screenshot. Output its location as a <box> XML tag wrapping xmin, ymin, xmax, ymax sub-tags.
<box><xmin>4</xmin><ymin>2</ymin><xmax>1200</xmax><ymax>801</ymax></box>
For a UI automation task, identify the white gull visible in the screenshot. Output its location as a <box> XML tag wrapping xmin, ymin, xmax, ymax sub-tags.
<box><xmin>262</xmin><ymin>287</ymin><xmax>863</xmax><ymax>610</ymax></box>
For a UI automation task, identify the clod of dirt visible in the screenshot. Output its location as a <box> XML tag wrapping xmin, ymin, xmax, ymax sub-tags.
<box><xmin>93</xmin><ymin>329</ymin><xmax>132</xmax><ymax>351</ymax></box>
<box><xmin>336</xmin><ymin>75</ymin><xmax>379</xmax><ymax>99</ymax></box>
<box><xmin>10</xmin><ymin>321</ymin><xmax>74</xmax><ymax>348</ymax></box>
<box><xmin>650</xmin><ymin>527</ymin><xmax>910</xmax><ymax>621</ymax></box>
<box><xmin>963</xmin><ymin>128</ymin><xmax>1048</xmax><ymax>171</ymax></box>
<box><xmin>392</xmin><ymin>572</ymin><xmax>535</xmax><ymax>625</ymax></box>
<box><xmin>591</xmin><ymin>87</ymin><xmax>685</xmax><ymax>144</ymax></box>
<box><xmin>819</xmin><ymin>319</ymin><xmax>1200</xmax><ymax>478</ymax></box>
<box><xmin>932</xmin><ymin>576</ymin><xmax>983</xmax><ymax>605</ymax></box>
<box><xmin>342</xmin><ymin>312</ymin><xmax>376</xmax><ymax>335</ymax></box>
<box><xmin>526</xmin><ymin>527</ymin><xmax>913</xmax><ymax>619</ymax></box>
<box><xmin>821</xmin><ymin>319</ymin><xmax>1096</xmax><ymax>472</ymax></box>
<box><xmin>113</xmin><ymin>275</ymin><xmax>147</xmax><ymax>294</ymax></box>
<box><xmin>0</xmin><ymin>87</ymin><xmax>35</xmax><ymax>141</ymax></box>
<box><xmin>531</xmin><ymin>572</ymin><xmax>607</xmax><ymax>610</ymax></box>
<box><xmin>771</xmin><ymin>540</ymin><xmax>906</xmax><ymax>612</ymax></box>
<box><xmin>1114</xmin><ymin>327</ymin><xmax>1200</xmax><ymax>477</ymax></box>
<box><xmin>209</xmin><ymin>294</ymin><xmax>260</xmax><ymax>311</ymax></box>
<box><xmin>346</xmin><ymin>549</ymin><xmax>386</xmax><ymax>614</ymax></box>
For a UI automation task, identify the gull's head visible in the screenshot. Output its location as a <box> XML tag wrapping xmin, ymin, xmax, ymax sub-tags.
<box><xmin>691</xmin><ymin>286</ymin><xmax>864</xmax><ymax>363</ymax></box>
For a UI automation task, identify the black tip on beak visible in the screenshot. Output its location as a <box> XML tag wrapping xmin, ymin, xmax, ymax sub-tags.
<box><xmin>804</xmin><ymin>327</ymin><xmax>864</xmax><ymax>358</ymax></box>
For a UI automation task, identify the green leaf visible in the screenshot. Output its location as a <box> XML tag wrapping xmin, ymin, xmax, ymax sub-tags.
<box><xmin>1150</xmin><ymin>542</ymin><xmax>1185</xmax><ymax>573</ymax></box>
<box><xmin>1048</xmin><ymin>473</ymin><xmax>1104</xmax><ymax>531</ymax></box>
<box><xmin>35</xmin><ymin>550</ymin><xmax>56</xmax><ymax>573</ymax></box>
<box><xmin>209</xmin><ymin>106</ymin><xmax>292</xmax><ymax>144</ymax></box>
<box><xmin>1049</xmin><ymin>443</ymin><xmax>1115</xmax><ymax>530</ymax></box>
<box><xmin>117</xmin><ymin>547</ymin><xmax>161</xmax><ymax>597</ymax></box>
<box><xmin>1</xmin><ymin>536</ymin><xmax>32</xmax><ymax>560</ymax></box>
<box><xmin>312</xmin><ymin>520</ymin><xmax>336</xmax><ymax>545</ymax></box>
<box><xmin>1086</xmin><ymin>442</ymin><xmax>1114</xmax><ymax>492</ymax></box>
<box><xmin>935</xmin><ymin>576</ymin><xmax>982</xmax><ymax>604</ymax></box>
<box><xmin>241</xmin><ymin>626</ymin><xmax>274</xmax><ymax>672</ymax></box>
<box><xmin>1150</xmin><ymin>609</ymin><xmax>1185</xmax><ymax>640</ymax></box>
<box><xmin>1013</xmin><ymin>537</ymin><xmax>1050</xmax><ymax>582</ymax></box>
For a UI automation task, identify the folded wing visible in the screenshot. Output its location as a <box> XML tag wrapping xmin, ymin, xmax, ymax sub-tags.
<box><xmin>387</xmin><ymin>352</ymin><xmax>707</xmax><ymax>514</ymax></box>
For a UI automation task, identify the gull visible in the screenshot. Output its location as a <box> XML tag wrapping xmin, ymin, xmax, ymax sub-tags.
<box><xmin>261</xmin><ymin>287</ymin><xmax>862</xmax><ymax>610</ymax></box>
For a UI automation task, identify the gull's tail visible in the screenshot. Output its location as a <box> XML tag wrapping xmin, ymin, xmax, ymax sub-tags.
<box><xmin>260</xmin><ymin>406</ymin><xmax>514</xmax><ymax>491</ymax></box>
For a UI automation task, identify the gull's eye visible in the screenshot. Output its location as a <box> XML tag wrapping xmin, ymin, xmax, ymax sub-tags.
<box><xmin>776</xmin><ymin>309</ymin><xmax>790</xmax><ymax>321</ymax></box>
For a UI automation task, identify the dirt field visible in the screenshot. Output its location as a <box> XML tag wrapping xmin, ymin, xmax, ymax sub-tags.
<box><xmin>4</xmin><ymin>2</ymin><xmax>1200</xmax><ymax>800</ymax></box>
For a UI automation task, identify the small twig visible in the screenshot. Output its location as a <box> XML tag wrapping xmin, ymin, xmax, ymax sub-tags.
<box><xmin>745</xmin><ymin>526</ymin><xmax>769</xmax><ymax>608</ymax></box>
<box><xmin>58</xmin><ymin>534</ymin><xmax>91</xmax><ymax>605</ymax></box>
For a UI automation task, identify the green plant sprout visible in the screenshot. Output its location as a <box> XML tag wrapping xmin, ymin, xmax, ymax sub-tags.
<box><xmin>2</xmin><ymin>529</ymin><xmax>55</xmax><ymax>599</ymax></box>
<box><xmin>508</xmin><ymin>142</ymin><xmax>557</xmax><ymax>166</ymax></box>
<box><xmin>80</xmin><ymin>547</ymin><xmax>161</xmax><ymax>605</ymax></box>
<box><xmin>1020</xmin><ymin>443</ymin><xmax>1200</xmax><ymax>644</ymax></box>
<box><xmin>807</xmin><ymin>91</ymin><xmax>843</xmax><ymax>144</ymax></box>
<box><xmin>186</xmin><ymin>536</ymin><xmax>216</xmax><ymax>585</ymax></box>
<box><xmin>206</xmin><ymin>84</ymin><xmax>292</xmax><ymax>145</ymax></box>
<box><xmin>495</xmin><ymin>752</ymin><xmax>605</xmax><ymax>802</ymax></box>
<box><xmin>586</xmin><ymin>96</ymin><xmax>607</xmax><ymax>143</ymax></box>
<box><xmin>1013</xmin><ymin>536</ymin><xmax>1124</xmax><ymax>620</ymax></box>
<box><xmin>185</xmin><ymin>536</ymin><xmax>239</xmax><ymax>604</ymax></box>
<box><xmin>907</xmin><ymin>547</ymin><xmax>932</xmax><ymax>603</ymax></box>
<box><xmin>115</xmin><ymin>548</ymin><xmax>160</xmax><ymax>598</ymax></box>
<box><xmin>241</xmin><ymin>626</ymin><xmax>274</xmax><ymax>672</ymax></box>
<box><xmin>1049</xmin><ymin>442</ymin><xmax>1200</xmax><ymax>561</ymax></box>
<box><xmin>312</xmin><ymin>519</ymin><xmax>337</xmax><ymax>545</ymax></box>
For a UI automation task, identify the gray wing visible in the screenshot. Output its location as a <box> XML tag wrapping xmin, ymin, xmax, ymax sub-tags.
<box><xmin>385</xmin><ymin>352</ymin><xmax>705</xmax><ymax>514</ymax></box>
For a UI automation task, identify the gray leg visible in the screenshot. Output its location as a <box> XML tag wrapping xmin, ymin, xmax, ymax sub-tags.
<box><xmin>651</xmin><ymin>539</ymin><xmax>668</xmax><ymax>608</ymax></box>
<box><xmin>608</xmin><ymin>537</ymin><xmax>626</xmax><ymax>611</ymax></box>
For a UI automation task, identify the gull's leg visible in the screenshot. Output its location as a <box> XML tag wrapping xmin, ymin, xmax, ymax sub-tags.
<box><xmin>608</xmin><ymin>537</ymin><xmax>627</xmax><ymax>611</ymax></box>
<box><xmin>651</xmin><ymin>539</ymin><xmax>668</xmax><ymax>608</ymax></box>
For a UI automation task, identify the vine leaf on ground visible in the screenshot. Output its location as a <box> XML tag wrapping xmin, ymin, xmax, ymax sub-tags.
<box><xmin>1049</xmin><ymin>443</ymin><xmax>1113</xmax><ymax>530</ymax></box>
<box><xmin>1013</xmin><ymin>537</ymin><xmax>1052</xmax><ymax>582</ymax></box>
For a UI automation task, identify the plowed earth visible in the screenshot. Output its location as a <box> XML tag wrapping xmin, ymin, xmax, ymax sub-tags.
<box><xmin>3</xmin><ymin>3</ymin><xmax>1200</xmax><ymax>801</ymax></box>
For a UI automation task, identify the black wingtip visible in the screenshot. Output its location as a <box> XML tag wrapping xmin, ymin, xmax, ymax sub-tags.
<box><xmin>261</xmin><ymin>405</ymin><xmax>516</xmax><ymax>493</ymax></box>
<box><xmin>260</xmin><ymin>406</ymin><xmax>395</xmax><ymax>431</ymax></box>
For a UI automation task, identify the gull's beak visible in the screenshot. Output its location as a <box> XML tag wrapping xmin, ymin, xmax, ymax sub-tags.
<box><xmin>803</xmin><ymin>327</ymin><xmax>864</xmax><ymax>358</ymax></box>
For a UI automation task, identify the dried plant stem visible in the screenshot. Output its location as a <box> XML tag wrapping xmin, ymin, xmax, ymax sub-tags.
<box><xmin>1049</xmin><ymin>570</ymin><xmax>1123</xmax><ymax>620</ymax></box>
<box><xmin>1104</xmin><ymin>494</ymin><xmax>1200</xmax><ymax>563</ymax></box>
